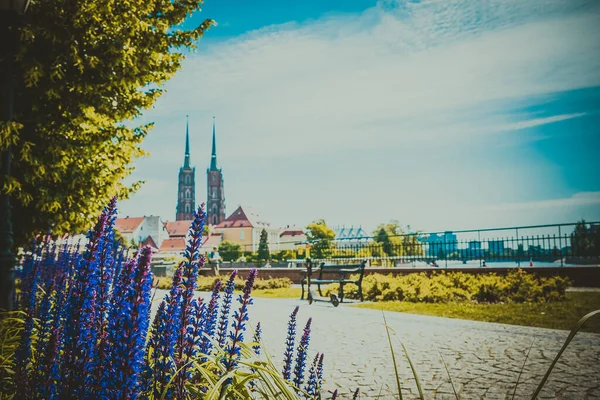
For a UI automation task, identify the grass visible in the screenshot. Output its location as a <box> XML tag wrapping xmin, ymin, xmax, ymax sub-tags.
<box><xmin>354</xmin><ymin>292</ymin><xmax>600</xmax><ymax>333</ymax></box>
<box><xmin>249</xmin><ymin>288</ymin><xmax>302</xmax><ymax>299</ymax></box>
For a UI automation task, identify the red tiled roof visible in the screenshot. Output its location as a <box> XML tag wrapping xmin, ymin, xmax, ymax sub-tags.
<box><xmin>202</xmin><ymin>235</ymin><xmax>222</xmax><ymax>249</ymax></box>
<box><xmin>142</xmin><ymin>236</ymin><xmax>158</xmax><ymax>250</ymax></box>
<box><xmin>115</xmin><ymin>217</ymin><xmax>144</xmax><ymax>233</ymax></box>
<box><xmin>164</xmin><ymin>220</ymin><xmax>192</xmax><ymax>237</ymax></box>
<box><xmin>215</xmin><ymin>206</ymin><xmax>271</xmax><ymax>229</ymax></box>
<box><xmin>280</xmin><ymin>230</ymin><xmax>305</xmax><ymax>237</ymax></box>
<box><xmin>160</xmin><ymin>237</ymin><xmax>186</xmax><ymax>252</ymax></box>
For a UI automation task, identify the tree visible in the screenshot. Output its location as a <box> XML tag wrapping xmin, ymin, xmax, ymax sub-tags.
<box><xmin>403</xmin><ymin>233</ymin><xmax>424</xmax><ymax>256</ymax></box>
<box><xmin>372</xmin><ymin>221</ymin><xmax>404</xmax><ymax>257</ymax></box>
<box><xmin>1</xmin><ymin>0</ymin><xmax>214</xmax><ymax>247</ymax></box>
<box><xmin>571</xmin><ymin>220</ymin><xmax>600</xmax><ymax>257</ymax></box>
<box><xmin>218</xmin><ymin>241</ymin><xmax>241</xmax><ymax>262</ymax></box>
<box><xmin>257</xmin><ymin>229</ymin><xmax>270</xmax><ymax>262</ymax></box>
<box><xmin>374</xmin><ymin>228</ymin><xmax>393</xmax><ymax>256</ymax></box>
<box><xmin>305</xmin><ymin>219</ymin><xmax>335</xmax><ymax>259</ymax></box>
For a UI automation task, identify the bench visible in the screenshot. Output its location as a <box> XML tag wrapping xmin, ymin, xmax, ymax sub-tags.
<box><xmin>301</xmin><ymin>260</ymin><xmax>367</xmax><ymax>303</ymax></box>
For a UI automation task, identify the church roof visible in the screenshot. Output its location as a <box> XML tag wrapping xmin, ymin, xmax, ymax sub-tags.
<box><xmin>160</xmin><ymin>237</ymin><xmax>187</xmax><ymax>252</ymax></box>
<box><xmin>142</xmin><ymin>236</ymin><xmax>159</xmax><ymax>250</ymax></box>
<box><xmin>115</xmin><ymin>217</ymin><xmax>144</xmax><ymax>233</ymax></box>
<box><xmin>280</xmin><ymin>227</ymin><xmax>305</xmax><ymax>237</ymax></box>
<box><xmin>215</xmin><ymin>206</ymin><xmax>271</xmax><ymax>229</ymax></box>
<box><xmin>164</xmin><ymin>220</ymin><xmax>192</xmax><ymax>238</ymax></box>
<box><xmin>201</xmin><ymin>234</ymin><xmax>222</xmax><ymax>250</ymax></box>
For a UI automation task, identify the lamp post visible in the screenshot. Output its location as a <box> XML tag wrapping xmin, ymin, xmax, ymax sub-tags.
<box><xmin>0</xmin><ymin>0</ymin><xmax>29</xmax><ymax>311</ymax></box>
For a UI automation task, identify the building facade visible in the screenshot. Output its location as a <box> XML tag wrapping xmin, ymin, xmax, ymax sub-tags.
<box><xmin>207</xmin><ymin>117</ymin><xmax>226</xmax><ymax>225</ymax></box>
<box><xmin>213</xmin><ymin>206</ymin><xmax>281</xmax><ymax>252</ymax></box>
<box><xmin>176</xmin><ymin>117</ymin><xmax>196</xmax><ymax>220</ymax></box>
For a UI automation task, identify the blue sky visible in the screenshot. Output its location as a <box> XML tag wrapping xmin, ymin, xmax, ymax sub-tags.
<box><xmin>119</xmin><ymin>0</ymin><xmax>600</xmax><ymax>233</ymax></box>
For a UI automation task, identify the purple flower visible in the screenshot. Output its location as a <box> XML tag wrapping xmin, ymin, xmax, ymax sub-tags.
<box><xmin>282</xmin><ymin>306</ymin><xmax>299</xmax><ymax>381</ymax></box>
<box><xmin>217</xmin><ymin>270</ymin><xmax>238</xmax><ymax>348</ymax></box>
<box><xmin>252</xmin><ymin>322</ymin><xmax>262</xmax><ymax>356</ymax></box>
<box><xmin>304</xmin><ymin>352</ymin><xmax>320</xmax><ymax>397</ymax></box>
<box><xmin>200</xmin><ymin>279</ymin><xmax>222</xmax><ymax>355</ymax></box>
<box><xmin>225</xmin><ymin>268</ymin><xmax>257</xmax><ymax>370</ymax></box>
<box><xmin>103</xmin><ymin>246</ymin><xmax>154</xmax><ymax>399</ymax></box>
<box><xmin>293</xmin><ymin>317</ymin><xmax>312</xmax><ymax>389</ymax></box>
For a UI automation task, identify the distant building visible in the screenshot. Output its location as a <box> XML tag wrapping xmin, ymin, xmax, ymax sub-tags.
<box><xmin>213</xmin><ymin>206</ymin><xmax>280</xmax><ymax>252</ymax></box>
<box><xmin>176</xmin><ymin>117</ymin><xmax>196</xmax><ymax>220</ymax></box>
<box><xmin>488</xmin><ymin>240</ymin><xmax>505</xmax><ymax>255</ymax></box>
<box><xmin>279</xmin><ymin>226</ymin><xmax>307</xmax><ymax>251</ymax></box>
<box><xmin>206</xmin><ymin>117</ymin><xmax>226</xmax><ymax>226</ymax></box>
<box><xmin>115</xmin><ymin>215</ymin><xmax>169</xmax><ymax>248</ymax></box>
<box><xmin>425</xmin><ymin>231</ymin><xmax>457</xmax><ymax>257</ymax></box>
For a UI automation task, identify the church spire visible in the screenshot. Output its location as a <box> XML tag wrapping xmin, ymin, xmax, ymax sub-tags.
<box><xmin>210</xmin><ymin>116</ymin><xmax>218</xmax><ymax>171</ymax></box>
<box><xmin>184</xmin><ymin>115</ymin><xmax>191</xmax><ymax>168</ymax></box>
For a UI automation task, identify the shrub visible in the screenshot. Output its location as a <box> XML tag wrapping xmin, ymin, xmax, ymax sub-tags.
<box><xmin>154</xmin><ymin>275</ymin><xmax>293</xmax><ymax>291</ymax></box>
<box><xmin>324</xmin><ymin>270</ymin><xmax>571</xmax><ymax>304</ymax></box>
<box><xmin>3</xmin><ymin>200</ymin><xmax>336</xmax><ymax>399</ymax></box>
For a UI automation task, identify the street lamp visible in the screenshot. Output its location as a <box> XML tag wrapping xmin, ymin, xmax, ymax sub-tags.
<box><xmin>0</xmin><ymin>0</ymin><xmax>30</xmax><ymax>311</ymax></box>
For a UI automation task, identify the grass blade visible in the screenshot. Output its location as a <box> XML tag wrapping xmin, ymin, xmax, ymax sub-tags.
<box><xmin>511</xmin><ymin>337</ymin><xmax>535</xmax><ymax>400</ymax></box>
<box><xmin>382</xmin><ymin>311</ymin><xmax>403</xmax><ymax>400</ymax></box>
<box><xmin>399</xmin><ymin>341</ymin><xmax>424</xmax><ymax>400</ymax></box>
<box><xmin>531</xmin><ymin>309</ymin><xmax>600</xmax><ymax>399</ymax></box>
<box><xmin>438</xmin><ymin>349</ymin><xmax>459</xmax><ymax>400</ymax></box>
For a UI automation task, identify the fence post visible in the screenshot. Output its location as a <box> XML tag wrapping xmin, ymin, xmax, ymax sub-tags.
<box><xmin>558</xmin><ymin>226</ymin><xmax>564</xmax><ymax>267</ymax></box>
<box><xmin>516</xmin><ymin>228</ymin><xmax>520</xmax><ymax>268</ymax></box>
<box><xmin>478</xmin><ymin>231</ymin><xmax>482</xmax><ymax>267</ymax></box>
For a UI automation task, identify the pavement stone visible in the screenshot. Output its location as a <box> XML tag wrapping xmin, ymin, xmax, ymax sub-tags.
<box><xmin>153</xmin><ymin>290</ymin><xmax>600</xmax><ymax>399</ymax></box>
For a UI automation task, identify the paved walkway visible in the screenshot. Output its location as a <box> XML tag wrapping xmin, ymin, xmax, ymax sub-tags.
<box><xmin>153</xmin><ymin>290</ymin><xmax>600</xmax><ymax>399</ymax></box>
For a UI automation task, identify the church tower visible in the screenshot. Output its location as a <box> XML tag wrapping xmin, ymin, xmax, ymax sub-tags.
<box><xmin>207</xmin><ymin>117</ymin><xmax>226</xmax><ymax>225</ymax></box>
<box><xmin>176</xmin><ymin>116</ymin><xmax>196</xmax><ymax>220</ymax></box>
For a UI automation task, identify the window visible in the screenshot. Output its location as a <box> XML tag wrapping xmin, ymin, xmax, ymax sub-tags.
<box><xmin>185</xmin><ymin>190</ymin><xmax>190</xmax><ymax>199</ymax></box>
<box><xmin>185</xmin><ymin>204</ymin><xmax>190</xmax><ymax>213</ymax></box>
<box><xmin>185</xmin><ymin>175</ymin><xmax>190</xmax><ymax>184</ymax></box>
<box><xmin>240</xmin><ymin>231</ymin><xmax>245</xmax><ymax>240</ymax></box>
<box><xmin>213</xmin><ymin>215</ymin><xmax>217</xmax><ymax>224</ymax></box>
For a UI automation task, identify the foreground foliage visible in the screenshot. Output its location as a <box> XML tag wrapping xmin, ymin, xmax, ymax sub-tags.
<box><xmin>2</xmin><ymin>0</ymin><xmax>214</xmax><ymax>247</ymax></box>
<box><xmin>2</xmin><ymin>200</ymin><xmax>338</xmax><ymax>399</ymax></box>
<box><xmin>326</xmin><ymin>270</ymin><xmax>571</xmax><ymax>304</ymax></box>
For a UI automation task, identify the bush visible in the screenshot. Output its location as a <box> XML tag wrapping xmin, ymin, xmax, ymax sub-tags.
<box><xmin>4</xmin><ymin>200</ymin><xmax>332</xmax><ymax>399</ymax></box>
<box><xmin>324</xmin><ymin>270</ymin><xmax>571</xmax><ymax>304</ymax></box>
<box><xmin>155</xmin><ymin>275</ymin><xmax>293</xmax><ymax>291</ymax></box>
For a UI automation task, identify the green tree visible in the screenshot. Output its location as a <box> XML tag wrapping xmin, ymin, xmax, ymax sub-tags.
<box><xmin>305</xmin><ymin>219</ymin><xmax>336</xmax><ymax>259</ymax></box>
<box><xmin>403</xmin><ymin>233</ymin><xmax>424</xmax><ymax>256</ymax></box>
<box><xmin>2</xmin><ymin>0</ymin><xmax>214</xmax><ymax>247</ymax></box>
<box><xmin>374</xmin><ymin>228</ymin><xmax>393</xmax><ymax>256</ymax></box>
<box><xmin>218</xmin><ymin>240</ymin><xmax>241</xmax><ymax>262</ymax></box>
<box><xmin>372</xmin><ymin>221</ymin><xmax>404</xmax><ymax>257</ymax></box>
<box><xmin>571</xmin><ymin>220</ymin><xmax>600</xmax><ymax>257</ymax></box>
<box><xmin>257</xmin><ymin>229</ymin><xmax>270</xmax><ymax>262</ymax></box>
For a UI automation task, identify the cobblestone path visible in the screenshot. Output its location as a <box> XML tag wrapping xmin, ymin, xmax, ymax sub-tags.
<box><xmin>249</xmin><ymin>298</ymin><xmax>600</xmax><ymax>400</ymax></box>
<box><xmin>153</xmin><ymin>291</ymin><xmax>600</xmax><ymax>399</ymax></box>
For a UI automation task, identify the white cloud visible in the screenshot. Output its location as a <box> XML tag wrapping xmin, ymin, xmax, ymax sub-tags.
<box><xmin>119</xmin><ymin>0</ymin><xmax>600</xmax><ymax>229</ymax></box>
<box><xmin>488</xmin><ymin>192</ymin><xmax>600</xmax><ymax>212</ymax></box>
<box><xmin>138</xmin><ymin>0</ymin><xmax>600</xmax><ymax>159</ymax></box>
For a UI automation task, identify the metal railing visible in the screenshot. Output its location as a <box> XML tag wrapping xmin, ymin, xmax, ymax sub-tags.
<box><xmin>301</xmin><ymin>221</ymin><xmax>600</xmax><ymax>267</ymax></box>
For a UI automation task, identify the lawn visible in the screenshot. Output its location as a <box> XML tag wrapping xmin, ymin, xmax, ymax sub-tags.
<box><xmin>353</xmin><ymin>292</ymin><xmax>600</xmax><ymax>333</ymax></box>
<box><xmin>249</xmin><ymin>287</ymin><xmax>302</xmax><ymax>299</ymax></box>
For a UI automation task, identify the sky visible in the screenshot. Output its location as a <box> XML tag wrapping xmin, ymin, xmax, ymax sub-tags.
<box><xmin>119</xmin><ymin>0</ymin><xmax>600</xmax><ymax>234</ymax></box>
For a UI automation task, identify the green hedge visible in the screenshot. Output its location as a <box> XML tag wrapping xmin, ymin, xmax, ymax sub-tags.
<box><xmin>324</xmin><ymin>269</ymin><xmax>571</xmax><ymax>303</ymax></box>
<box><xmin>155</xmin><ymin>275</ymin><xmax>292</xmax><ymax>291</ymax></box>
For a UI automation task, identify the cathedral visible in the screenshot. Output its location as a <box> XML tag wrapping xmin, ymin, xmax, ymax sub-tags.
<box><xmin>176</xmin><ymin>116</ymin><xmax>226</xmax><ymax>225</ymax></box>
